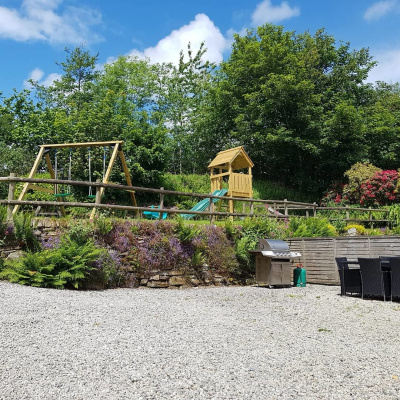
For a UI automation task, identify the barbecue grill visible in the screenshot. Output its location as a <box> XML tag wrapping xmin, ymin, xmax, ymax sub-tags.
<box><xmin>250</xmin><ymin>239</ymin><xmax>301</xmax><ymax>287</ymax></box>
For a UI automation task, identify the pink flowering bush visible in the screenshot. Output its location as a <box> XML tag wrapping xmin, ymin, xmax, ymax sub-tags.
<box><xmin>359</xmin><ymin>170</ymin><xmax>399</xmax><ymax>207</ymax></box>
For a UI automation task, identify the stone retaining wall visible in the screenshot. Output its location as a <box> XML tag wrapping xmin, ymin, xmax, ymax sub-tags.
<box><xmin>1</xmin><ymin>217</ymin><xmax>236</xmax><ymax>289</ymax></box>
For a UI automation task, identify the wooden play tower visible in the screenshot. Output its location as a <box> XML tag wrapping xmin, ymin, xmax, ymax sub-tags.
<box><xmin>208</xmin><ymin>146</ymin><xmax>254</xmax><ymax>214</ymax></box>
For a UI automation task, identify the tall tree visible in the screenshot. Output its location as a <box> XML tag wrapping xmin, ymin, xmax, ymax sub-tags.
<box><xmin>206</xmin><ymin>24</ymin><xmax>376</xmax><ymax>191</ymax></box>
<box><xmin>160</xmin><ymin>42</ymin><xmax>215</xmax><ymax>174</ymax></box>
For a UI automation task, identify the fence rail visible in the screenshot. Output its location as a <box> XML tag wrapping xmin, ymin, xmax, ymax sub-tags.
<box><xmin>0</xmin><ymin>174</ymin><xmax>391</xmax><ymax>224</ymax></box>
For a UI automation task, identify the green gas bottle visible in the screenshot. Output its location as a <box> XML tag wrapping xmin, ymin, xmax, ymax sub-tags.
<box><xmin>293</xmin><ymin>264</ymin><xmax>306</xmax><ymax>287</ymax></box>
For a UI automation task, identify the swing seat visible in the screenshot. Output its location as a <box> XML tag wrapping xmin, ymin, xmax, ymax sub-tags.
<box><xmin>54</xmin><ymin>193</ymin><xmax>71</xmax><ymax>198</ymax></box>
<box><xmin>87</xmin><ymin>194</ymin><xmax>97</xmax><ymax>199</ymax></box>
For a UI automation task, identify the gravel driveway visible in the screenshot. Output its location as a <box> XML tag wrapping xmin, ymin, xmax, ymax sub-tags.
<box><xmin>1</xmin><ymin>281</ymin><xmax>400</xmax><ymax>400</ymax></box>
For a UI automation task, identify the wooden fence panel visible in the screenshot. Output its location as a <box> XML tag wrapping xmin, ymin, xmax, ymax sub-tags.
<box><xmin>287</xmin><ymin>236</ymin><xmax>400</xmax><ymax>285</ymax></box>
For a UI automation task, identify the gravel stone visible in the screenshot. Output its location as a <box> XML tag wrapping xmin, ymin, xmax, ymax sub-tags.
<box><xmin>1</xmin><ymin>281</ymin><xmax>400</xmax><ymax>399</ymax></box>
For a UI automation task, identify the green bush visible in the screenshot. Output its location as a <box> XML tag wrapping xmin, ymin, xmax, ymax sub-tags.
<box><xmin>343</xmin><ymin>162</ymin><xmax>381</xmax><ymax>203</ymax></box>
<box><xmin>67</xmin><ymin>219</ymin><xmax>95</xmax><ymax>246</ymax></box>
<box><xmin>0</xmin><ymin>238</ymin><xmax>103</xmax><ymax>289</ymax></box>
<box><xmin>289</xmin><ymin>217</ymin><xmax>337</xmax><ymax>237</ymax></box>
<box><xmin>345</xmin><ymin>224</ymin><xmax>366</xmax><ymax>235</ymax></box>
<box><xmin>12</xmin><ymin>211</ymin><xmax>40</xmax><ymax>251</ymax></box>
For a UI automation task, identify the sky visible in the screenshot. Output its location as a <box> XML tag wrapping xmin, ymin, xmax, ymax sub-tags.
<box><xmin>1</xmin><ymin>0</ymin><xmax>400</xmax><ymax>97</ymax></box>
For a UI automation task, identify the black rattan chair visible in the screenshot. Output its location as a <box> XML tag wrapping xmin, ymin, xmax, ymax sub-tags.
<box><xmin>387</xmin><ymin>257</ymin><xmax>400</xmax><ymax>301</ymax></box>
<box><xmin>336</xmin><ymin>257</ymin><xmax>361</xmax><ymax>296</ymax></box>
<box><xmin>358</xmin><ymin>258</ymin><xmax>387</xmax><ymax>301</ymax></box>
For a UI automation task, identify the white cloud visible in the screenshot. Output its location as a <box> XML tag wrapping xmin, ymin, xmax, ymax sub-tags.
<box><xmin>251</xmin><ymin>0</ymin><xmax>300</xmax><ymax>25</ymax></box>
<box><xmin>0</xmin><ymin>0</ymin><xmax>102</xmax><ymax>44</ymax></box>
<box><xmin>127</xmin><ymin>14</ymin><xmax>228</xmax><ymax>65</ymax></box>
<box><xmin>366</xmin><ymin>49</ymin><xmax>400</xmax><ymax>83</ymax></box>
<box><xmin>24</xmin><ymin>68</ymin><xmax>61</xmax><ymax>88</ymax></box>
<box><xmin>364</xmin><ymin>0</ymin><xmax>397</xmax><ymax>21</ymax></box>
<box><xmin>28</xmin><ymin>67</ymin><xmax>44</xmax><ymax>82</ymax></box>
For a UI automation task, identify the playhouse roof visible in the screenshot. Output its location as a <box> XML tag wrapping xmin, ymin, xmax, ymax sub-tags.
<box><xmin>208</xmin><ymin>146</ymin><xmax>254</xmax><ymax>170</ymax></box>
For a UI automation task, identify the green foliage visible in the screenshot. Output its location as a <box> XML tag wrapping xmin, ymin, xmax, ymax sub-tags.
<box><xmin>191</xmin><ymin>248</ymin><xmax>206</xmax><ymax>267</ymax></box>
<box><xmin>160</xmin><ymin>173</ymin><xmax>212</xmax><ymax>206</ymax></box>
<box><xmin>253</xmin><ymin>180</ymin><xmax>317</xmax><ymax>202</ymax></box>
<box><xmin>345</xmin><ymin>224</ymin><xmax>366</xmax><ymax>235</ymax></box>
<box><xmin>241</xmin><ymin>217</ymin><xmax>287</xmax><ymax>245</ymax></box>
<box><xmin>67</xmin><ymin>219</ymin><xmax>95</xmax><ymax>246</ymax></box>
<box><xmin>0</xmin><ymin>205</ymin><xmax>8</xmax><ymax>237</ymax></box>
<box><xmin>93</xmin><ymin>214</ymin><xmax>114</xmax><ymax>236</ymax></box>
<box><xmin>366</xmin><ymin>228</ymin><xmax>384</xmax><ymax>236</ymax></box>
<box><xmin>343</xmin><ymin>162</ymin><xmax>381</xmax><ymax>202</ymax></box>
<box><xmin>0</xmin><ymin>238</ymin><xmax>103</xmax><ymax>289</ymax></box>
<box><xmin>12</xmin><ymin>212</ymin><xmax>39</xmax><ymax>251</ymax></box>
<box><xmin>174</xmin><ymin>218</ymin><xmax>200</xmax><ymax>243</ymax></box>
<box><xmin>388</xmin><ymin>204</ymin><xmax>400</xmax><ymax>227</ymax></box>
<box><xmin>0</xmin><ymin>143</ymin><xmax>35</xmax><ymax>198</ymax></box>
<box><xmin>289</xmin><ymin>217</ymin><xmax>337</xmax><ymax>237</ymax></box>
<box><xmin>206</xmin><ymin>24</ymin><xmax>376</xmax><ymax>192</ymax></box>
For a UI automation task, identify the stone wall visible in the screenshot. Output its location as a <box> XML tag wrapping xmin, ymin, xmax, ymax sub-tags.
<box><xmin>1</xmin><ymin>217</ymin><xmax>236</xmax><ymax>289</ymax></box>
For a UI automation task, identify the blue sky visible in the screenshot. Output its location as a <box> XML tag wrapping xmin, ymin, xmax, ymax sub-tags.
<box><xmin>1</xmin><ymin>0</ymin><xmax>400</xmax><ymax>97</ymax></box>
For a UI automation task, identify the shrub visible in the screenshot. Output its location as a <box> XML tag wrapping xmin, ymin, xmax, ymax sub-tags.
<box><xmin>0</xmin><ymin>238</ymin><xmax>103</xmax><ymax>289</ymax></box>
<box><xmin>12</xmin><ymin>211</ymin><xmax>40</xmax><ymax>251</ymax></box>
<box><xmin>345</xmin><ymin>224</ymin><xmax>366</xmax><ymax>235</ymax></box>
<box><xmin>289</xmin><ymin>217</ymin><xmax>337</xmax><ymax>237</ymax></box>
<box><xmin>320</xmin><ymin>183</ymin><xmax>347</xmax><ymax>206</ymax></box>
<box><xmin>359</xmin><ymin>170</ymin><xmax>399</xmax><ymax>207</ymax></box>
<box><xmin>241</xmin><ymin>217</ymin><xmax>287</xmax><ymax>246</ymax></box>
<box><xmin>343</xmin><ymin>162</ymin><xmax>381</xmax><ymax>203</ymax></box>
<box><xmin>388</xmin><ymin>204</ymin><xmax>400</xmax><ymax>227</ymax></box>
<box><xmin>67</xmin><ymin>219</ymin><xmax>95</xmax><ymax>246</ymax></box>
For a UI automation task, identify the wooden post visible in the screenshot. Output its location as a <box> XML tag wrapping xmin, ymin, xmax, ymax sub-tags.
<box><xmin>346</xmin><ymin>207</ymin><xmax>350</xmax><ymax>223</ymax></box>
<box><xmin>95</xmin><ymin>179</ymin><xmax>102</xmax><ymax>205</ymax></box>
<box><xmin>284</xmin><ymin>199</ymin><xmax>288</xmax><ymax>217</ymax></box>
<box><xmin>13</xmin><ymin>146</ymin><xmax>45</xmax><ymax>215</ymax></box>
<box><xmin>306</xmin><ymin>209</ymin><xmax>309</xmax><ymax>218</ymax></box>
<box><xmin>369</xmin><ymin>207</ymin><xmax>372</xmax><ymax>222</ymax></box>
<box><xmin>313</xmin><ymin>202</ymin><xmax>317</xmax><ymax>217</ymax></box>
<box><xmin>250</xmin><ymin>199</ymin><xmax>254</xmax><ymax>216</ymax></box>
<box><xmin>210</xmin><ymin>195</ymin><xmax>215</xmax><ymax>224</ymax></box>
<box><xmin>118</xmin><ymin>149</ymin><xmax>138</xmax><ymax>213</ymax></box>
<box><xmin>159</xmin><ymin>187</ymin><xmax>164</xmax><ymax>221</ymax></box>
<box><xmin>7</xmin><ymin>173</ymin><xmax>16</xmax><ymax>222</ymax></box>
<box><xmin>248</xmin><ymin>166</ymin><xmax>253</xmax><ymax>198</ymax></box>
<box><xmin>90</xmin><ymin>144</ymin><xmax>120</xmax><ymax>219</ymax></box>
<box><xmin>242</xmin><ymin>202</ymin><xmax>246</xmax><ymax>215</ymax></box>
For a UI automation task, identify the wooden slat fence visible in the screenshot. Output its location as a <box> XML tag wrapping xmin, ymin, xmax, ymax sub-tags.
<box><xmin>0</xmin><ymin>174</ymin><xmax>392</xmax><ymax>225</ymax></box>
<box><xmin>287</xmin><ymin>236</ymin><xmax>400</xmax><ymax>285</ymax></box>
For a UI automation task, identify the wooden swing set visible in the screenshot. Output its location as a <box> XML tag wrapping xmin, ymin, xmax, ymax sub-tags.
<box><xmin>13</xmin><ymin>141</ymin><xmax>137</xmax><ymax>218</ymax></box>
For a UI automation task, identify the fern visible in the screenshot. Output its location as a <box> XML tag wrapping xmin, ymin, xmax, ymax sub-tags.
<box><xmin>12</xmin><ymin>212</ymin><xmax>40</xmax><ymax>251</ymax></box>
<box><xmin>1</xmin><ymin>238</ymin><xmax>103</xmax><ymax>289</ymax></box>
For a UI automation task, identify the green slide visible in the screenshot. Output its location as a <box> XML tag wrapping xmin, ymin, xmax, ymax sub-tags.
<box><xmin>181</xmin><ymin>189</ymin><xmax>228</xmax><ymax>220</ymax></box>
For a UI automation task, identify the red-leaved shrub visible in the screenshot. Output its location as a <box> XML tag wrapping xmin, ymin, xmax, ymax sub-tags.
<box><xmin>359</xmin><ymin>170</ymin><xmax>399</xmax><ymax>206</ymax></box>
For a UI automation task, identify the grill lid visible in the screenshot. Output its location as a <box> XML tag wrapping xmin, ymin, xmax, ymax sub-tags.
<box><xmin>252</xmin><ymin>239</ymin><xmax>301</xmax><ymax>258</ymax></box>
<box><xmin>257</xmin><ymin>239</ymin><xmax>289</xmax><ymax>252</ymax></box>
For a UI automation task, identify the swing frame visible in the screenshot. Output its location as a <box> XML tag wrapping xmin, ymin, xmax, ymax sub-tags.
<box><xmin>13</xmin><ymin>141</ymin><xmax>138</xmax><ymax>218</ymax></box>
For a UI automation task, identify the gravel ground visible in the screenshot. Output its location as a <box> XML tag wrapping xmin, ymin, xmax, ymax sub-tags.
<box><xmin>1</xmin><ymin>281</ymin><xmax>400</xmax><ymax>400</ymax></box>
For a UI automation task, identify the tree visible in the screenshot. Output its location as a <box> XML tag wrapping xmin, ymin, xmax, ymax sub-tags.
<box><xmin>159</xmin><ymin>42</ymin><xmax>215</xmax><ymax>174</ymax></box>
<box><xmin>205</xmin><ymin>24</ymin><xmax>376</xmax><ymax>192</ymax></box>
<box><xmin>31</xmin><ymin>46</ymin><xmax>100</xmax><ymax>113</ymax></box>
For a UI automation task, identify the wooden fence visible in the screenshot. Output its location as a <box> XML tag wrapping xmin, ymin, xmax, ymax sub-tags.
<box><xmin>287</xmin><ymin>236</ymin><xmax>400</xmax><ymax>285</ymax></box>
<box><xmin>0</xmin><ymin>174</ymin><xmax>391</xmax><ymax>224</ymax></box>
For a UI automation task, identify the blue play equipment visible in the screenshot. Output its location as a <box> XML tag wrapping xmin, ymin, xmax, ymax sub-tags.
<box><xmin>181</xmin><ymin>188</ymin><xmax>228</xmax><ymax>220</ymax></box>
<box><xmin>143</xmin><ymin>205</ymin><xmax>168</xmax><ymax>220</ymax></box>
